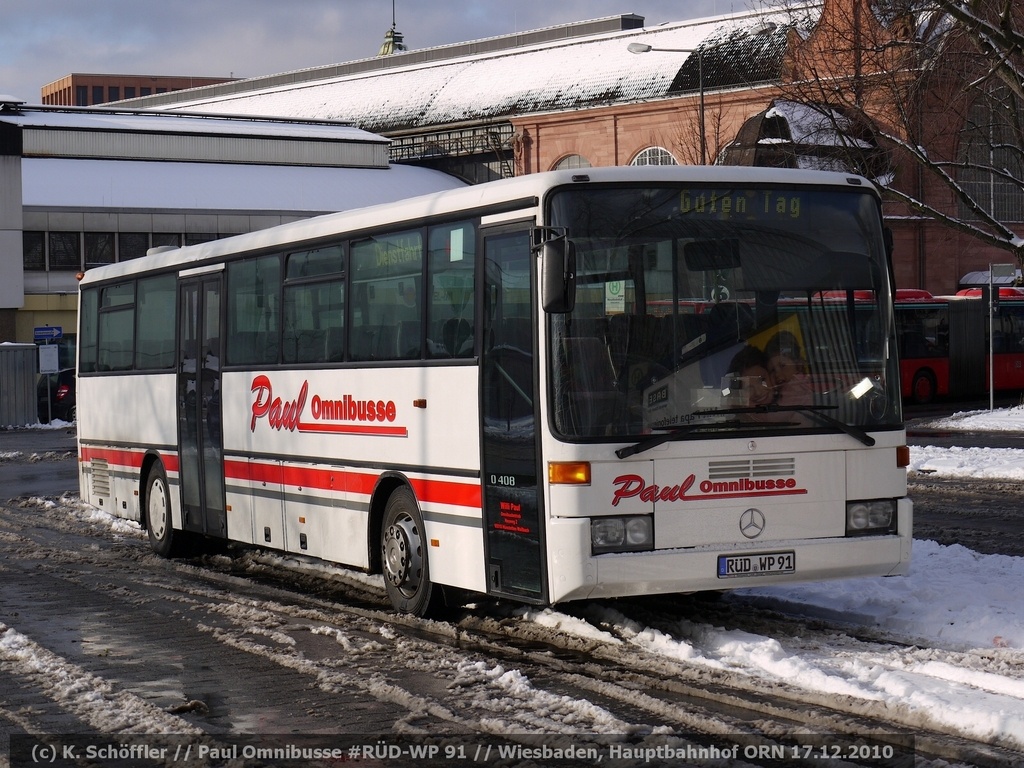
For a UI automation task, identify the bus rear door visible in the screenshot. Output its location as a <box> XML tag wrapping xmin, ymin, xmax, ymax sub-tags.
<box><xmin>177</xmin><ymin>270</ymin><xmax>227</xmax><ymax>539</ymax></box>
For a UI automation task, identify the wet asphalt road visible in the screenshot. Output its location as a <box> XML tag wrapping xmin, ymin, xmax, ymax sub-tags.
<box><xmin>0</xmin><ymin>426</ymin><xmax>79</xmax><ymax>499</ymax></box>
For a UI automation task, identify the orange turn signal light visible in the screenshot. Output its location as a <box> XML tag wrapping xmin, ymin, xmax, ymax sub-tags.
<box><xmin>896</xmin><ymin>445</ymin><xmax>910</xmax><ymax>468</ymax></box>
<box><xmin>548</xmin><ymin>461</ymin><xmax>591</xmax><ymax>485</ymax></box>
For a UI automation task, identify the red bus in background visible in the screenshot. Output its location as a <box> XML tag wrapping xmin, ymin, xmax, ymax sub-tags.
<box><xmin>895</xmin><ymin>287</ymin><xmax>1024</xmax><ymax>403</ymax></box>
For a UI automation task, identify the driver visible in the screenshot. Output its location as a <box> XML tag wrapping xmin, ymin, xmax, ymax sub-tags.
<box><xmin>726</xmin><ymin>345</ymin><xmax>775</xmax><ymax>408</ymax></box>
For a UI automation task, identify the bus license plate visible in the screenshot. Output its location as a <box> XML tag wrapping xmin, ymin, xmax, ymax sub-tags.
<box><xmin>717</xmin><ymin>551</ymin><xmax>795</xmax><ymax>578</ymax></box>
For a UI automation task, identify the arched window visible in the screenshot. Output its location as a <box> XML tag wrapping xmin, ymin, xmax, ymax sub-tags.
<box><xmin>958</xmin><ymin>89</ymin><xmax>1024</xmax><ymax>223</ymax></box>
<box><xmin>553</xmin><ymin>154</ymin><xmax>591</xmax><ymax>170</ymax></box>
<box><xmin>631</xmin><ymin>147</ymin><xmax>678</xmax><ymax>166</ymax></box>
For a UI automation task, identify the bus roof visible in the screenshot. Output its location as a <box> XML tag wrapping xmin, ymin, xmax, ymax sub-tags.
<box><xmin>78</xmin><ymin>165</ymin><xmax>881</xmax><ymax>288</ymax></box>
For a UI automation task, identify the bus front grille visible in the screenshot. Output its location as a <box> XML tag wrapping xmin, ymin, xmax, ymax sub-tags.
<box><xmin>708</xmin><ymin>457</ymin><xmax>795</xmax><ymax>480</ymax></box>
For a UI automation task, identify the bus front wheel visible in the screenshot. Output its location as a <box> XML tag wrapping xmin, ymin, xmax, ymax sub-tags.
<box><xmin>145</xmin><ymin>463</ymin><xmax>186</xmax><ymax>558</ymax></box>
<box><xmin>381</xmin><ymin>487</ymin><xmax>439</xmax><ymax>617</ymax></box>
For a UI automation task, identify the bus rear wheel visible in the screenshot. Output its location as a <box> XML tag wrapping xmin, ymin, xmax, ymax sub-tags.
<box><xmin>911</xmin><ymin>369</ymin><xmax>937</xmax><ymax>405</ymax></box>
<box><xmin>381</xmin><ymin>487</ymin><xmax>439</xmax><ymax>617</ymax></box>
<box><xmin>145</xmin><ymin>463</ymin><xmax>187</xmax><ymax>558</ymax></box>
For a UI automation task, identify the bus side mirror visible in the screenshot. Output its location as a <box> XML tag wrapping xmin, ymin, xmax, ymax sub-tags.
<box><xmin>541</xmin><ymin>237</ymin><xmax>576</xmax><ymax>314</ymax></box>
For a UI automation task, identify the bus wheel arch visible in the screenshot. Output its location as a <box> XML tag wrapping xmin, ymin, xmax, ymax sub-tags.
<box><xmin>377</xmin><ymin>482</ymin><xmax>440</xmax><ymax>617</ymax></box>
<box><xmin>910</xmin><ymin>368</ymin><xmax>937</xmax><ymax>404</ymax></box>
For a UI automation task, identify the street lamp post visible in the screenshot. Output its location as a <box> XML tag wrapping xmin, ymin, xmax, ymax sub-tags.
<box><xmin>628</xmin><ymin>42</ymin><xmax>706</xmax><ymax>165</ymax></box>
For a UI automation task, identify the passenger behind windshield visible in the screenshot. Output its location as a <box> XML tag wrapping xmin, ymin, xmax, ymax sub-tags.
<box><xmin>726</xmin><ymin>345</ymin><xmax>775</xmax><ymax>409</ymax></box>
<box><xmin>764</xmin><ymin>330</ymin><xmax>814</xmax><ymax>407</ymax></box>
<box><xmin>726</xmin><ymin>333</ymin><xmax>815</xmax><ymax>422</ymax></box>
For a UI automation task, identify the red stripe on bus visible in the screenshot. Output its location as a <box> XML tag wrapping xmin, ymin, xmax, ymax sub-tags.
<box><xmin>80</xmin><ymin>446</ymin><xmax>179</xmax><ymax>473</ymax></box>
<box><xmin>409</xmin><ymin>477</ymin><xmax>482</xmax><ymax>509</ymax></box>
<box><xmin>223</xmin><ymin>459</ymin><xmax>480</xmax><ymax>509</ymax></box>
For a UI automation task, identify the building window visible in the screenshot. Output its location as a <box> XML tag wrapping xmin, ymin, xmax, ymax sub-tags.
<box><xmin>75</xmin><ymin>86</ymin><xmax>88</xmax><ymax>106</ymax></box>
<box><xmin>141</xmin><ymin>87</ymin><xmax>151</xmax><ymax>96</ymax></box>
<box><xmin>959</xmin><ymin>90</ymin><xmax>1024</xmax><ymax>223</ymax></box>
<box><xmin>152</xmin><ymin>233</ymin><xmax>180</xmax><ymax>250</ymax></box>
<box><xmin>118</xmin><ymin>232</ymin><xmax>150</xmax><ymax>261</ymax></box>
<box><xmin>631</xmin><ymin>147</ymin><xmax>678</xmax><ymax>166</ymax></box>
<box><xmin>85</xmin><ymin>233</ymin><xmax>115</xmax><ymax>268</ymax></box>
<box><xmin>124</xmin><ymin>87</ymin><xmax>136</xmax><ymax>99</ymax></box>
<box><xmin>49</xmin><ymin>232</ymin><xmax>81</xmax><ymax>270</ymax></box>
<box><xmin>554</xmin><ymin>154</ymin><xmax>592</xmax><ymax>170</ymax></box>
<box><xmin>23</xmin><ymin>232</ymin><xmax>45</xmax><ymax>271</ymax></box>
<box><xmin>108</xmin><ymin>87</ymin><xmax>120</xmax><ymax>102</ymax></box>
<box><xmin>92</xmin><ymin>85</ymin><xmax>104</xmax><ymax>105</ymax></box>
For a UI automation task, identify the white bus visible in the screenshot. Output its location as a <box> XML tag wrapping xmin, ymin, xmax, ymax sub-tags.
<box><xmin>76</xmin><ymin>166</ymin><xmax>911</xmax><ymax>616</ymax></box>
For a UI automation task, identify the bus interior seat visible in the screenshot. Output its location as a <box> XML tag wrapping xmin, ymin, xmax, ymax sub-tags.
<box><xmin>558</xmin><ymin>335</ymin><xmax>617</xmax><ymax>435</ymax></box>
<box><xmin>607</xmin><ymin>314</ymin><xmax>673</xmax><ymax>393</ymax></box>
<box><xmin>396</xmin><ymin>320</ymin><xmax>421</xmax><ymax>359</ymax></box>
<box><xmin>293</xmin><ymin>330</ymin><xmax>324</xmax><ymax>363</ymax></box>
<box><xmin>349</xmin><ymin>326</ymin><xmax>379</xmax><ymax>361</ymax></box>
<box><xmin>700</xmin><ymin>302</ymin><xmax>755</xmax><ymax>386</ymax></box>
<box><xmin>443</xmin><ymin>317</ymin><xmax>473</xmax><ymax>357</ymax></box>
<box><xmin>325</xmin><ymin>326</ymin><xmax>345</xmax><ymax>362</ymax></box>
<box><xmin>354</xmin><ymin>325</ymin><xmax>397</xmax><ymax>360</ymax></box>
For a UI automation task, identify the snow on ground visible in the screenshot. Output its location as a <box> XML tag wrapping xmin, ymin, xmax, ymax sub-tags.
<box><xmin>2</xmin><ymin>410</ymin><xmax>1024</xmax><ymax>749</ymax></box>
<box><xmin>910</xmin><ymin>405</ymin><xmax>1024</xmax><ymax>477</ymax></box>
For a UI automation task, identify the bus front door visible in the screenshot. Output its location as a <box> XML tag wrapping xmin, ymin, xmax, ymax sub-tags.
<box><xmin>177</xmin><ymin>275</ymin><xmax>227</xmax><ymax>539</ymax></box>
<box><xmin>480</xmin><ymin>230</ymin><xmax>546</xmax><ymax>603</ymax></box>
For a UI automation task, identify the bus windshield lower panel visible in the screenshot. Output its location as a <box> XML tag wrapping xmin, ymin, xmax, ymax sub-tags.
<box><xmin>547</xmin><ymin>184</ymin><xmax>902</xmax><ymax>441</ymax></box>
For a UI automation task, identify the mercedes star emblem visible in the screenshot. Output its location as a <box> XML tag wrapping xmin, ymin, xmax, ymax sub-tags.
<box><xmin>739</xmin><ymin>508</ymin><xmax>766</xmax><ymax>539</ymax></box>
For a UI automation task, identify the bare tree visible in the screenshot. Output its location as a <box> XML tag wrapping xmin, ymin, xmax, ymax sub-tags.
<box><xmin>773</xmin><ymin>0</ymin><xmax>1024</xmax><ymax>263</ymax></box>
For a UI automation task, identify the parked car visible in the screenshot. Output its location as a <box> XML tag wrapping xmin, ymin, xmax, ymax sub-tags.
<box><xmin>38</xmin><ymin>368</ymin><xmax>76</xmax><ymax>423</ymax></box>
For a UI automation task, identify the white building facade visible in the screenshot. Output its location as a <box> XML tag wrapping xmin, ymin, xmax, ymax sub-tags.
<box><xmin>0</xmin><ymin>99</ymin><xmax>463</xmax><ymax>357</ymax></box>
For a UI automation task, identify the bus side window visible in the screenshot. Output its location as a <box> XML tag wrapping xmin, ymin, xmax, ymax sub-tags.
<box><xmin>351</xmin><ymin>230</ymin><xmax>424</xmax><ymax>362</ymax></box>
<box><xmin>429</xmin><ymin>221</ymin><xmax>476</xmax><ymax>359</ymax></box>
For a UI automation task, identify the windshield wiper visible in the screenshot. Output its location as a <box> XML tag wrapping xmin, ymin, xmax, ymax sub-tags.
<box><xmin>615</xmin><ymin>404</ymin><xmax>874</xmax><ymax>460</ymax></box>
<box><xmin>770</xmin><ymin>404</ymin><xmax>875</xmax><ymax>446</ymax></box>
<box><xmin>615</xmin><ymin>409</ymin><xmax>748</xmax><ymax>459</ymax></box>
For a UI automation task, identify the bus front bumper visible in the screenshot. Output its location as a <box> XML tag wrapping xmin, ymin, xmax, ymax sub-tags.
<box><xmin>546</xmin><ymin>498</ymin><xmax>912</xmax><ymax>604</ymax></box>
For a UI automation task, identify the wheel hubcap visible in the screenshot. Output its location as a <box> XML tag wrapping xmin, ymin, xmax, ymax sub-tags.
<box><xmin>150</xmin><ymin>482</ymin><xmax>167</xmax><ymax>538</ymax></box>
<box><xmin>383</xmin><ymin>514</ymin><xmax>422</xmax><ymax>596</ymax></box>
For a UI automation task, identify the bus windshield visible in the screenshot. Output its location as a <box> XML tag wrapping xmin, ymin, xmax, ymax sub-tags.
<box><xmin>547</xmin><ymin>184</ymin><xmax>902</xmax><ymax>441</ymax></box>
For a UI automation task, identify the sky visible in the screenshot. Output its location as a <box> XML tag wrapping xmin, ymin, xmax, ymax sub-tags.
<box><xmin>0</xmin><ymin>0</ymin><xmax>744</xmax><ymax>105</ymax></box>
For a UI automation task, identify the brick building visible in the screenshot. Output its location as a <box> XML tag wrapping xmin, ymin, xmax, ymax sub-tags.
<box><xmin>41</xmin><ymin>74</ymin><xmax>235</xmax><ymax>106</ymax></box>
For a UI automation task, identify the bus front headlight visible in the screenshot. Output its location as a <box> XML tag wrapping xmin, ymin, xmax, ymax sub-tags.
<box><xmin>846</xmin><ymin>500</ymin><xmax>896</xmax><ymax>535</ymax></box>
<box><xmin>591</xmin><ymin>515</ymin><xmax>653</xmax><ymax>554</ymax></box>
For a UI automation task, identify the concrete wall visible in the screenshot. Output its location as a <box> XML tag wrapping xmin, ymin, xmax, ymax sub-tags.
<box><xmin>0</xmin><ymin>154</ymin><xmax>25</xmax><ymax>313</ymax></box>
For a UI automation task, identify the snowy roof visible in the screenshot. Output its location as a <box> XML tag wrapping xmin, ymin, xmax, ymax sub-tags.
<box><xmin>764</xmin><ymin>101</ymin><xmax>873</xmax><ymax>148</ymax></box>
<box><xmin>0</xmin><ymin>104</ymin><xmax>379</xmax><ymax>144</ymax></box>
<box><xmin>21</xmin><ymin>157</ymin><xmax>465</xmax><ymax>213</ymax></box>
<box><xmin>149</xmin><ymin>9</ymin><xmax>803</xmax><ymax>134</ymax></box>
